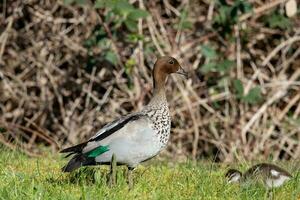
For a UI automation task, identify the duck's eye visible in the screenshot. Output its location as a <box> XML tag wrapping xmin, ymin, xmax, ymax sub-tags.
<box><xmin>169</xmin><ymin>60</ymin><xmax>174</xmax><ymax>65</ymax></box>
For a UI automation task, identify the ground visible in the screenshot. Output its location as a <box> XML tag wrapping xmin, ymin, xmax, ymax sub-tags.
<box><xmin>0</xmin><ymin>148</ymin><xmax>299</xmax><ymax>200</ymax></box>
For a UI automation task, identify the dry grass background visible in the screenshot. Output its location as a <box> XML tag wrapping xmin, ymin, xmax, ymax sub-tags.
<box><xmin>0</xmin><ymin>0</ymin><xmax>299</xmax><ymax>162</ymax></box>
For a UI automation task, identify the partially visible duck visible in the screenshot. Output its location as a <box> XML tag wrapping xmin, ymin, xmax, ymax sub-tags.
<box><xmin>225</xmin><ymin>163</ymin><xmax>292</xmax><ymax>188</ymax></box>
<box><xmin>60</xmin><ymin>56</ymin><xmax>188</xmax><ymax>185</ymax></box>
<box><xmin>225</xmin><ymin>168</ymin><xmax>242</xmax><ymax>184</ymax></box>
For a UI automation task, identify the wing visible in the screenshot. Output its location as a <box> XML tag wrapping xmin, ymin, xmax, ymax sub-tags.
<box><xmin>89</xmin><ymin>112</ymin><xmax>144</xmax><ymax>142</ymax></box>
<box><xmin>60</xmin><ymin>112</ymin><xmax>146</xmax><ymax>155</ymax></box>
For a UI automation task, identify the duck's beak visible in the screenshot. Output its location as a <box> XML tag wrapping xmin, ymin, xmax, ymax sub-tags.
<box><xmin>176</xmin><ymin>66</ymin><xmax>189</xmax><ymax>79</ymax></box>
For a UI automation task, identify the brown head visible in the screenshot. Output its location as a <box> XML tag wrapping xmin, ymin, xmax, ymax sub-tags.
<box><xmin>152</xmin><ymin>56</ymin><xmax>187</xmax><ymax>92</ymax></box>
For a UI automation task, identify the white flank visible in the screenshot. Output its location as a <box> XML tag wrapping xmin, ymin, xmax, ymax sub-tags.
<box><xmin>270</xmin><ymin>169</ymin><xmax>280</xmax><ymax>177</ymax></box>
<box><xmin>265</xmin><ymin>176</ymin><xmax>291</xmax><ymax>188</ymax></box>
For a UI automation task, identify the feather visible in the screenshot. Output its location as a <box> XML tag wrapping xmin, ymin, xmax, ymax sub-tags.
<box><xmin>61</xmin><ymin>154</ymin><xmax>97</xmax><ymax>172</ymax></box>
<box><xmin>89</xmin><ymin>114</ymin><xmax>143</xmax><ymax>142</ymax></box>
<box><xmin>60</xmin><ymin>142</ymin><xmax>87</xmax><ymax>153</ymax></box>
<box><xmin>60</xmin><ymin>114</ymin><xmax>144</xmax><ymax>154</ymax></box>
<box><xmin>86</xmin><ymin>145</ymin><xmax>109</xmax><ymax>158</ymax></box>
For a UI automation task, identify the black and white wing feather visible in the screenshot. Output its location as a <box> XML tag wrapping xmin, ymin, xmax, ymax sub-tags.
<box><xmin>60</xmin><ymin>112</ymin><xmax>145</xmax><ymax>154</ymax></box>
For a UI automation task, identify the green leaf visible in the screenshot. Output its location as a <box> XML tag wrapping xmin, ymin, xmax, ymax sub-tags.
<box><xmin>124</xmin><ymin>19</ymin><xmax>137</xmax><ymax>32</ymax></box>
<box><xmin>212</xmin><ymin>101</ymin><xmax>221</xmax><ymax>109</ymax></box>
<box><xmin>97</xmin><ymin>38</ymin><xmax>110</xmax><ymax>48</ymax></box>
<box><xmin>218</xmin><ymin>59</ymin><xmax>235</xmax><ymax>72</ymax></box>
<box><xmin>287</xmin><ymin>117</ymin><xmax>300</xmax><ymax>126</ymax></box>
<box><xmin>94</xmin><ymin>0</ymin><xmax>106</xmax><ymax>8</ymax></box>
<box><xmin>264</xmin><ymin>12</ymin><xmax>291</xmax><ymax>29</ymax></box>
<box><xmin>200</xmin><ymin>62</ymin><xmax>217</xmax><ymax>73</ymax></box>
<box><xmin>201</xmin><ymin>45</ymin><xmax>217</xmax><ymax>59</ymax></box>
<box><xmin>75</xmin><ymin>0</ymin><xmax>86</xmax><ymax>5</ymax></box>
<box><xmin>213</xmin><ymin>1</ymin><xmax>252</xmax><ymax>37</ymax></box>
<box><xmin>125</xmin><ymin>58</ymin><xmax>136</xmax><ymax>89</ymax></box>
<box><xmin>214</xmin><ymin>6</ymin><xmax>231</xmax><ymax>25</ymax></box>
<box><xmin>104</xmin><ymin>11</ymin><xmax>115</xmax><ymax>22</ymax></box>
<box><xmin>63</xmin><ymin>0</ymin><xmax>74</xmax><ymax>4</ymax></box>
<box><xmin>242</xmin><ymin>87</ymin><xmax>262</xmax><ymax>104</ymax></box>
<box><xmin>105</xmin><ymin>51</ymin><xmax>118</xmax><ymax>65</ymax></box>
<box><xmin>239</xmin><ymin>1</ymin><xmax>252</xmax><ymax>13</ymax></box>
<box><xmin>115</xmin><ymin>0</ymin><xmax>134</xmax><ymax>15</ymax></box>
<box><xmin>230</xmin><ymin>5</ymin><xmax>239</xmax><ymax>21</ymax></box>
<box><xmin>0</xmin><ymin>127</ymin><xmax>6</xmax><ymax>133</ymax></box>
<box><xmin>127</xmin><ymin>9</ymin><xmax>149</xmax><ymax>21</ymax></box>
<box><xmin>230</xmin><ymin>1</ymin><xmax>252</xmax><ymax>20</ymax></box>
<box><xmin>86</xmin><ymin>145</ymin><xmax>109</xmax><ymax>158</ymax></box>
<box><xmin>126</xmin><ymin>33</ymin><xmax>144</xmax><ymax>43</ymax></box>
<box><xmin>217</xmin><ymin>77</ymin><xmax>229</xmax><ymax>87</ymax></box>
<box><xmin>233</xmin><ymin>79</ymin><xmax>244</xmax><ymax>97</ymax></box>
<box><xmin>175</xmin><ymin>9</ymin><xmax>193</xmax><ymax>30</ymax></box>
<box><xmin>181</xmin><ymin>21</ymin><xmax>193</xmax><ymax>30</ymax></box>
<box><xmin>125</xmin><ymin>58</ymin><xmax>136</xmax><ymax>75</ymax></box>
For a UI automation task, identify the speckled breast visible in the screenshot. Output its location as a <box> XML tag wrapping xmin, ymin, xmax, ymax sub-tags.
<box><xmin>145</xmin><ymin>103</ymin><xmax>171</xmax><ymax>149</ymax></box>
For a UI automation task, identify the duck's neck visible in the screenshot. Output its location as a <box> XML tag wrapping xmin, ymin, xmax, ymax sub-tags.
<box><xmin>148</xmin><ymin>84</ymin><xmax>167</xmax><ymax>107</ymax></box>
<box><xmin>151</xmin><ymin>88</ymin><xmax>166</xmax><ymax>103</ymax></box>
<box><xmin>147</xmin><ymin>69</ymin><xmax>168</xmax><ymax>106</ymax></box>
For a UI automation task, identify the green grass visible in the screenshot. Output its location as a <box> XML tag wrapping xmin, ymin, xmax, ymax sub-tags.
<box><xmin>0</xmin><ymin>148</ymin><xmax>299</xmax><ymax>200</ymax></box>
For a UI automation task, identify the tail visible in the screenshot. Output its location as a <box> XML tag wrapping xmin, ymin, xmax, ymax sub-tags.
<box><xmin>60</xmin><ymin>142</ymin><xmax>107</xmax><ymax>172</ymax></box>
<box><xmin>60</xmin><ymin>142</ymin><xmax>87</xmax><ymax>154</ymax></box>
<box><xmin>60</xmin><ymin>142</ymin><xmax>90</xmax><ymax>173</ymax></box>
<box><xmin>62</xmin><ymin>154</ymin><xmax>85</xmax><ymax>172</ymax></box>
<box><xmin>61</xmin><ymin>153</ymin><xmax>97</xmax><ymax>172</ymax></box>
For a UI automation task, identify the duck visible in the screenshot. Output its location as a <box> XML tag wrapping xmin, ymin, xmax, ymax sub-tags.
<box><xmin>225</xmin><ymin>163</ymin><xmax>292</xmax><ymax>188</ymax></box>
<box><xmin>60</xmin><ymin>56</ymin><xmax>188</xmax><ymax>185</ymax></box>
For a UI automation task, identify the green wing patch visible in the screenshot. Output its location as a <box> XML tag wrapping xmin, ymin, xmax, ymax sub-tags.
<box><xmin>86</xmin><ymin>145</ymin><xmax>109</xmax><ymax>158</ymax></box>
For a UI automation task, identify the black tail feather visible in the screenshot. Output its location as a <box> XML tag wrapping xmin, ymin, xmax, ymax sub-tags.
<box><xmin>60</xmin><ymin>142</ymin><xmax>98</xmax><ymax>172</ymax></box>
<box><xmin>61</xmin><ymin>154</ymin><xmax>97</xmax><ymax>173</ymax></box>
<box><xmin>64</xmin><ymin>152</ymin><xmax>75</xmax><ymax>158</ymax></box>
<box><xmin>62</xmin><ymin>154</ymin><xmax>85</xmax><ymax>172</ymax></box>
<box><xmin>60</xmin><ymin>142</ymin><xmax>87</xmax><ymax>154</ymax></box>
